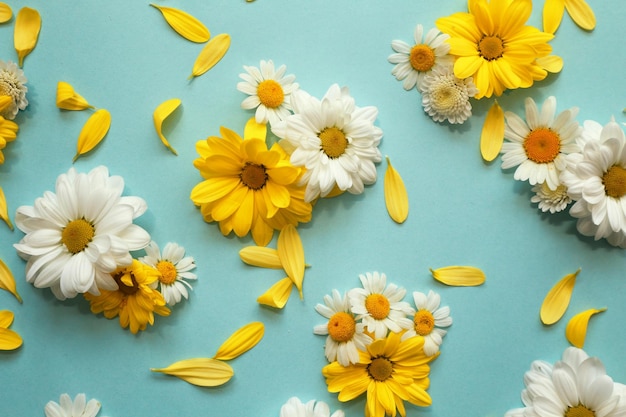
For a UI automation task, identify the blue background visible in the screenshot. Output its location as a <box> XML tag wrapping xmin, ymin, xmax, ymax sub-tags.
<box><xmin>0</xmin><ymin>0</ymin><xmax>625</xmax><ymax>415</ymax></box>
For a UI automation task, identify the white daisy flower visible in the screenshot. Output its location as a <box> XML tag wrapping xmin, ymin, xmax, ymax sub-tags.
<box><xmin>505</xmin><ymin>347</ymin><xmax>626</xmax><ymax>417</ymax></box>
<box><xmin>531</xmin><ymin>182</ymin><xmax>571</xmax><ymax>214</ymax></box>
<box><xmin>313</xmin><ymin>289</ymin><xmax>373</xmax><ymax>366</ymax></box>
<box><xmin>421</xmin><ymin>65</ymin><xmax>478</xmax><ymax>124</ymax></box>
<box><xmin>237</xmin><ymin>59</ymin><xmax>299</xmax><ymax>125</ymax></box>
<box><xmin>45</xmin><ymin>393</ymin><xmax>107</xmax><ymax>417</ymax></box>
<box><xmin>13</xmin><ymin>166</ymin><xmax>151</xmax><ymax>300</ymax></box>
<box><xmin>560</xmin><ymin>119</ymin><xmax>626</xmax><ymax>247</ymax></box>
<box><xmin>280</xmin><ymin>397</ymin><xmax>344</xmax><ymax>417</ymax></box>
<box><xmin>139</xmin><ymin>241</ymin><xmax>197</xmax><ymax>306</ymax></box>
<box><xmin>388</xmin><ymin>24</ymin><xmax>454</xmax><ymax>92</ymax></box>
<box><xmin>500</xmin><ymin>96</ymin><xmax>582</xmax><ymax>190</ymax></box>
<box><xmin>0</xmin><ymin>60</ymin><xmax>28</xmax><ymax>120</ymax></box>
<box><xmin>272</xmin><ymin>84</ymin><xmax>383</xmax><ymax>202</ymax></box>
<box><xmin>348</xmin><ymin>271</ymin><xmax>413</xmax><ymax>339</ymax></box>
<box><xmin>401</xmin><ymin>290</ymin><xmax>452</xmax><ymax>356</ymax></box>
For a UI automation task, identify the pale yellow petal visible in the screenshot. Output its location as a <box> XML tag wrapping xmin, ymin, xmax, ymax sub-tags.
<box><xmin>150</xmin><ymin>4</ymin><xmax>210</xmax><ymax>43</ymax></box>
<box><xmin>73</xmin><ymin>109</ymin><xmax>111</xmax><ymax>162</ymax></box>
<box><xmin>14</xmin><ymin>7</ymin><xmax>41</xmax><ymax>67</ymax></box>
<box><xmin>540</xmin><ymin>268</ymin><xmax>579</xmax><ymax>325</ymax></box>
<box><xmin>543</xmin><ymin>0</ymin><xmax>566</xmax><ymax>34</ymax></box>
<box><xmin>565</xmin><ymin>308</ymin><xmax>606</xmax><ymax>348</ymax></box>
<box><xmin>189</xmin><ymin>33</ymin><xmax>230</xmax><ymax>79</ymax></box>
<box><xmin>213</xmin><ymin>322</ymin><xmax>265</xmax><ymax>361</ymax></box>
<box><xmin>244</xmin><ymin>117</ymin><xmax>267</xmax><ymax>141</ymax></box>
<box><xmin>0</xmin><ymin>2</ymin><xmax>12</xmax><ymax>24</ymax></box>
<box><xmin>153</xmin><ymin>98</ymin><xmax>181</xmax><ymax>155</ymax></box>
<box><xmin>0</xmin><ymin>95</ymin><xmax>11</xmax><ymax>113</ymax></box>
<box><xmin>257</xmin><ymin>277</ymin><xmax>293</xmax><ymax>309</ymax></box>
<box><xmin>56</xmin><ymin>82</ymin><xmax>93</xmax><ymax>111</ymax></box>
<box><xmin>536</xmin><ymin>55</ymin><xmax>564</xmax><ymax>74</ymax></box>
<box><xmin>564</xmin><ymin>0</ymin><xmax>596</xmax><ymax>30</ymax></box>
<box><xmin>384</xmin><ymin>156</ymin><xmax>409</xmax><ymax>224</ymax></box>
<box><xmin>151</xmin><ymin>358</ymin><xmax>233</xmax><ymax>387</ymax></box>
<box><xmin>239</xmin><ymin>246</ymin><xmax>283</xmax><ymax>269</ymax></box>
<box><xmin>430</xmin><ymin>266</ymin><xmax>485</xmax><ymax>286</ymax></box>
<box><xmin>0</xmin><ymin>328</ymin><xmax>22</xmax><ymax>350</ymax></box>
<box><xmin>0</xmin><ymin>310</ymin><xmax>13</xmax><ymax>328</ymax></box>
<box><xmin>0</xmin><ymin>258</ymin><xmax>22</xmax><ymax>302</ymax></box>
<box><xmin>277</xmin><ymin>224</ymin><xmax>305</xmax><ymax>298</ymax></box>
<box><xmin>480</xmin><ymin>100</ymin><xmax>505</xmax><ymax>162</ymax></box>
<box><xmin>0</xmin><ymin>185</ymin><xmax>13</xmax><ymax>230</ymax></box>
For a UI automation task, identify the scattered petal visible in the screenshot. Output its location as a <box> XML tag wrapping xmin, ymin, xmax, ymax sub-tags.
<box><xmin>151</xmin><ymin>358</ymin><xmax>234</xmax><ymax>387</ymax></box>
<box><xmin>564</xmin><ymin>0</ymin><xmax>596</xmax><ymax>31</ymax></box>
<box><xmin>239</xmin><ymin>246</ymin><xmax>283</xmax><ymax>269</ymax></box>
<box><xmin>0</xmin><ymin>258</ymin><xmax>22</xmax><ymax>302</ymax></box>
<box><xmin>153</xmin><ymin>98</ymin><xmax>181</xmax><ymax>155</ymax></box>
<box><xmin>150</xmin><ymin>4</ymin><xmax>210</xmax><ymax>43</ymax></box>
<box><xmin>277</xmin><ymin>225</ymin><xmax>305</xmax><ymax>298</ymax></box>
<box><xmin>480</xmin><ymin>100</ymin><xmax>505</xmax><ymax>162</ymax></box>
<box><xmin>13</xmin><ymin>7</ymin><xmax>41</xmax><ymax>67</ymax></box>
<box><xmin>543</xmin><ymin>0</ymin><xmax>566</xmax><ymax>33</ymax></box>
<box><xmin>0</xmin><ymin>327</ymin><xmax>22</xmax><ymax>350</ymax></box>
<box><xmin>257</xmin><ymin>277</ymin><xmax>292</xmax><ymax>309</ymax></box>
<box><xmin>73</xmin><ymin>109</ymin><xmax>111</xmax><ymax>162</ymax></box>
<box><xmin>565</xmin><ymin>308</ymin><xmax>606</xmax><ymax>348</ymax></box>
<box><xmin>189</xmin><ymin>33</ymin><xmax>230</xmax><ymax>79</ymax></box>
<box><xmin>213</xmin><ymin>322</ymin><xmax>265</xmax><ymax>361</ymax></box>
<box><xmin>430</xmin><ymin>266</ymin><xmax>485</xmax><ymax>286</ymax></box>
<box><xmin>540</xmin><ymin>268</ymin><xmax>580</xmax><ymax>325</ymax></box>
<box><xmin>0</xmin><ymin>185</ymin><xmax>13</xmax><ymax>230</ymax></box>
<box><xmin>0</xmin><ymin>310</ymin><xmax>12</xmax><ymax>328</ymax></box>
<box><xmin>0</xmin><ymin>2</ymin><xmax>12</xmax><ymax>23</ymax></box>
<box><xmin>0</xmin><ymin>95</ymin><xmax>10</xmax><ymax>113</ymax></box>
<box><xmin>384</xmin><ymin>156</ymin><xmax>409</xmax><ymax>224</ymax></box>
<box><xmin>56</xmin><ymin>81</ymin><xmax>93</xmax><ymax>111</ymax></box>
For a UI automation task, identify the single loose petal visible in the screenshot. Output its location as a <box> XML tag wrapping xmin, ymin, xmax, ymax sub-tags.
<box><xmin>277</xmin><ymin>225</ymin><xmax>305</xmax><ymax>298</ymax></box>
<box><xmin>0</xmin><ymin>95</ymin><xmax>11</xmax><ymax>113</ymax></box>
<box><xmin>540</xmin><ymin>269</ymin><xmax>579</xmax><ymax>325</ymax></box>
<box><xmin>257</xmin><ymin>277</ymin><xmax>292</xmax><ymax>309</ymax></box>
<box><xmin>14</xmin><ymin>7</ymin><xmax>41</xmax><ymax>67</ymax></box>
<box><xmin>0</xmin><ymin>327</ymin><xmax>22</xmax><ymax>350</ymax></box>
<box><xmin>213</xmin><ymin>322</ymin><xmax>264</xmax><ymax>361</ymax></box>
<box><xmin>430</xmin><ymin>266</ymin><xmax>485</xmax><ymax>286</ymax></box>
<box><xmin>480</xmin><ymin>100</ymin><xmax>505</xmax><ymax>162</ymax></box>
<box><xmin>565</xmin><ymin>308</ymin><xmax>606</xmax><ymax>348</ymax></box>
<box><xmin>151</xmin><ymin>358</ymin><xmax>234</xmax><ymax>387</ymax></box>
<box><xmin>384</xmin><ymin>156</ymin><xmax>409</xmax><ymax>224</ymax></box>
<box><xmin>564</xmin><ymin>0</ymin><xmax>596</xmax><ymax>31</ymax></box>
<box><xmin>73</xmin><ymin>109</ymin><xmax>111</xmax><ymax>162</ymax></box>
<box><xmin>150</xmin><ymin>4</ymin><xmax>210</xmax><ymax>43</ymax></box>
<box><xmin>189</xmin><ymin>33</ymin><xmax>230</xmax><ymax>79</ymax></box>
<box><xmin>0</xmin><ymin>259</ymin><xmax>22</xmax><ymax>302</ymax></box>
<box><xmin>153</xmin><ymin>98</ymin><xmax>181</xmax><ymax>155</ymax></box>
<box><xmin>543</xmin><ymin>0</ymin><xmax>566</xmax><ymax>33</ymax></box>
<box><xmin>0</xmin><ymin>2</ymin><xmax>12</xmax><ymax>23</ymax></box>
<box><xmin>56</xmin><ymin>82</ymin><xmax>93</xmax><ymax>111</ymax></box>
<box><xmin>239</xmin><ymin>246</ymin><xmax>283</xmax><ymax>269</ymax></box>
<box><xmin>0</xmin><ymin>185</ymin><xmax>13</xmax><ymax>230</ymax></box>
<box><xmin>0</xmin><ymin>310</ymin><xmax>13</xmax><ymax>328</ymax></box>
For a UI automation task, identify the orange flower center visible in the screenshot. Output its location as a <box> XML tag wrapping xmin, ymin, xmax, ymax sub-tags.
<box><xmin>409</xmin><ymin>44</ymin><xmax>436</xmax><ymax>72</ymax></box>
<box><xmin>156</xmin><ymin>260</ymin><xmax>177</xmax><ymax>285</ymax></box>
<box><xmin>367</xmin><ymin>357</ymin><xmax>393</xmax><ymax>381</ymax></box>
<box><xmin>565</xmin><ymin>404</ymin><xmax>595</xmax><ymax>417</ymax></box>
<box><xmin>413</xmin><ymin>310</ymin><xmax>435</xmax><ymax>336</ymax></box>
<box><xmin>257</xmin><ymin>80</ymin><xmax>285</xmax><ymax>109</ymax></box>
<box><xmin>365</xmin><ymin>294</ymin><xmax>390</xmax><ymax>320</ymax></box>
<box><xmin>319</xmin><ymin>127</ymin><xmax>348</xmax><ymax>158</ymax></box>
<box><xmin>113</xmin><ymin>271</ymin><xmax>139</xmax><ymax>295</ymax></box>
<box><xmin>603</xmin><ymin>165</ymin><xmax>626</xmax><ymax>198</ymax></box>
<box><xmin>240</xmin><ymin>162</ymin><xmax>268</xmax><ymax>190</ymax></box>
<box><xmin>327</xmin><ymin>312</ymin><xmax>356</xmax><ymax>343</ymax></box>
<box><xmin>523</xmin><ymin>128</ymin><xmax>561</xmax><ymax>163</ymax></box>
<box><xmin>478</xmin><ymin>35</ymin><xmax>504</xmax><ymax>61</ymax></box>
<box><xmin>61</xmin><ymin>218</ymin><xmax>95</xmax><ymax>254</ymax></box>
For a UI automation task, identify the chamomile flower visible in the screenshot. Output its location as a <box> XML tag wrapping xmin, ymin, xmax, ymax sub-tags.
<box><xmin>402</xmin><ymin>290</ymin><xmax>452</xmax><ymax>356</ymax></box>
<box><xmin>314</xmin><ymin>289</ymin><xmax>373</xmax><ymax>366</ymax></box>
<box><xmin>421</xmin><ymin>65</ymin><xmax>478</xmax><ymax>124</ymax></box>
<box><xmin>44</xmin><ymin>393</ymin><xmax>107</xmax><ymax>417</ymax></box>
<box><xmin>0</xmin><ymin>60</ymin><xmax>28</xmax><ymax>120</ymax></box>
<box><xmin>531</xmin><ymin>182</ymin><xmax>571</xmax><ymax>213</ymax></box>
<box><xmin>139</xmin><ymin>241</ymin><xmax>197</xmax><ymax>306</ymax></box>
<box><xmin>280</xmin><ymin>397</ymin><xmax>344</xmax><ymax>417</ymax></box>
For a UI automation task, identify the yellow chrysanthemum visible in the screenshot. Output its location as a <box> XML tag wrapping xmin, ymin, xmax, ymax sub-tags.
<box><xmin>84</xmin><ymin>260</ymin><xmax>170</xmax><ymax>334</ymax></box>
<box><xmin>323</xmin><ymin>331</ymin><xmax>435</xmax><ymax>417</ymax></box>
<box><xmin>0</xmin><ymin>115</ymin><xmax>18</xmax><ymax>164</ymax></box>
<box><xmin>436</xmin><ymin>0</ymin><xmax>560</xmax><ymax>98</ymax></box>
<box><xmin>190</xmin><ymin>120</ymin><xmax>313</xmax><ymax>246</ymax></box>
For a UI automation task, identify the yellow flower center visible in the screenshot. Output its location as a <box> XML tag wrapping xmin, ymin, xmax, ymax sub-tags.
<box><xmin>409</xmin><ymin>44</ymin><xmax>436</xmax><ymax>72</ymax></box>
<box><xmin>327</xmin><ymin>312</ymin><xmax>356</xmax><ymax>343</ymax></box>
<box><xmin>240</xmin><ymin>162</ymin><xmax>268</xmax><ymax>190</ymax></box>
<box><xmin>61</xmin><ymin>219</ymin><xmax>95</xmax><ymax>254</ymax></box>
<box><xmin>523</xmin><ymin>128</ymin><xmax>561</xmax><ymax>163</ymax></box>
<box><xmin>257</xmin><ymin>80</ymin><xmax>285</xmax><ymax>109</ymax></box>
<box><xmin>365</xmin><ymin>294</ymin><xmax>390</xmax><ymax>320</ymax></box>
<box><xmin>113</xmin><ymin>271</ymin><xmax>139</xmax><ymax>295</ymax></box>
<box><xmin>413</xmin><ymin>310</ymin><xmax>435</xmax><ymax>336</ymax></box>
<box><xmin>156</xmin><ymin>260</ymin><xmax>177</xmax><ymax>285</ymax></box>
<box><xmin>431</xmin><ymin>85</ymin><xmax>461</xmax><ymax>110</ymax></box>
<box><xmin>319</xmin><ymin>127</ymin><xmax>348</xmax><ymax>158</ymax></box>
<box><xmin>564</xmin><ymin>404</ymin><xmax>595</xmax><ymax>417</ymax></box>
<box><xmin>603</xmin><ymin>165</ymin><xmax>626</xmax><ymax>198</ymax></box>
<box><xmin>367</xmin><ymin>357</ymin><xmax>393</xmax><ymax>381</ymax></box>
<box><xmin>478</xmin><ymin>35</ymin><xmax>504</xmax><ymax>61</ymax></box>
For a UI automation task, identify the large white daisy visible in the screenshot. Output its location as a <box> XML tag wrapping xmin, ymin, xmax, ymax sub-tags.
<box><xmin>280</xmin><ymin>397</ymin><xmax>344</xmax><ymax>417</ymax></box>
<box><xmin>45</xmin><ymin>393</ymin><xmax>107</xmax><ymax>417</ymax></box>
<box><xmin>272</xmin><ymin>84</ymin><xmax>383</xmax><ymax>202</ymax></box>
<box><xmin>500</xmin><ymin>96</ymin><xmax>582</xmax><ymax>190</ymax></box>
<box><xmin>14</xmin><ymin>166</ymin><xmax>151</xmax><ymax>300</ymax></box>
<box><xmin>0</xmin><ymin>60</ymin><xmax>28</xmax><ymax>120</ymax></box>
<box><xmin>313</xmin><ymin>289</ymin><xmax>373</xmax><ymax>366</ymax></box>
<box><xmin>401</xmin><ymin>290</ymin><xmax>452</xmax><ymax>356</ymax></box>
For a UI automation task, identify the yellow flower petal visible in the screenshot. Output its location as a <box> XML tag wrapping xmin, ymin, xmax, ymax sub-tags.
<box><xmin>0</xmin><ymin>258</ymin><xmax>22</xmax><ymax>302</ymax></box>
<box><xmin>277</xmin><ymin>224</ymin><xmax>305</xmax><ymax>298</ymax></box>
<box><xmin>480</xmin><ymin>100</ymin><xmax>505</xmax><ymax>162</ymax></box>
<box><xmin>239</xmin><ymin>246</ymin><xmax>283</xmax><ymax>269</ymax></box>
<box><xmin>14</xmin><ymin>7</ymin><xmax>41</xmax><ymax>67</ymax></box>
<box><xmin>151</xmin><ymin>358</ymin><xmax>234</xmax><ymax>387</ymax></box>
<box><xmin>56</xmin><ymin>81</ymin><xmax>93</xmax><ymax>111</ymax></box>
<box><xmin>150</xmin><ymin>4</ymin><xmax>210</xmax><ymax>43</ymax></box>
<box><xmin>189</xmin><ymin>33</ymin><xmax>230</xmax><ymax>79</ymax></box>
<box><xmin>257</xmin><ymin>277</ymin><xmax>293</xmax><ymax>309</ymax></box>
<box><xmin>153</xmin><ymin>98</ymin><xmax>181</xmax><ymax>155</ymax></box>
<box><xmin>384</xmin><ymin>156</ymin><xmax>409</xmax><ymax>224</ymax></box>
<box><xmin>543</xmin><ymin>0</ymin><xmax>566</xmax><ymax>34</ymax></box>
<box><xmin>430</xmin><ymin>266</ymin><xmax>485</xmax><ymax>286</ymax></box>
<box><xmin>0</xmin><ymin>95</ymin><xmax>10</xmax><ymax>113</ymax></box>
<box><xmin>243</xmin><ymin>117</ymin><xmax>267</xmax><ymax>141</ymax></box>
<box><xmin>536</xmin><ymin>55</ymin><xmax>564</xmax><ymax>74</ymax></box>
<box><xmin>213</xmin><ymin>322</ymin><xmax>264</xmax><ymax>361</ymax></box>
<box><xmin>0</xmin><ymin>327</ymin><xmax>22</xmax><ymax>350</ymax></box>
<box><xmin>0</xmin><ymin>2</ymin><xmax>12</xmax><ymax>24</ymax></box>
<box><xmin>0</xmin><ymin>185</ymin><xmax>13</xmax><ymax>230</ymax></box>
<box><xmin>540</xmin><ymin>268</ymin><xmax>579</xmax><ymax>325</ymax></box>
<box><xmin>564</xmin><ymin>0</ymin><xmax>596</xmax><ymax>31</ymax></box>
<box><xmin>565</xmin><ymin>308</ymin><xmax>606</xmax><ymax>348</ymax></box>
<box><xmin>73</xmin><ymin>109</ymin><xmax>111</xmax><ymax>162</ymax></box>
<box><xmin>0</xmin><ymin>310</ymin><xmax>14</xmax><ymax>328</ymax></box>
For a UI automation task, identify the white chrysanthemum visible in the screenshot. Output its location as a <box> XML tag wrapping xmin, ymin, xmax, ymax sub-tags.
<box><xmin>0</xmin><ymin>60</ymin><xmax>28</xmax><ymax>120</ymax></box>
<box><xmin>531</xmin><ymin>182</ymin><xmax>571</xmax><ymax>214</ymax></box>
<box><xmin>500</xmin><ymin>96</ymin><xmax>582</xmax><ymax>190</ymax></box>
<box><xmin>560</xmin><ymin>119</ymin><xmax>626</xmax><ymax>247</ymax></box>
<box><xmin>421</xmin><ymin>65</ymin><xmax>478</xmax><ymax>124</ymax></box>
<box><xmin>348</xmin><ymin>271</ymin><xmax>413</xmax><ymax>339</ymax></box>
<box><xmin>139</xmin><ymin>241</ymin><xmax>197</xmax><ymax>306</ymax></box>
<box><xmin>13</xmin><ymin>166</ymin><xmax>151</xmax><ymax>300</ymax></box>
<box><xmin>505</xmin><ymin>347</ymin><xmax>626</xmax><ymax>417</ymax></box>
<box><xmin>272</xmin><ymin>84</ymin><xmax>383</xmax><ymax>202</ymax></box>
<box><xmin>237</xmin><ymin>59</ymin><xmax>299</xmax><ymax>125</ymax></box>
<box><xmin>313</xmin><ymin>289</ymin><xmax>373</xmax><ymax>366</ymax></box>
<box><xmin>388</xmin><ymin>24</ymin><xmax>454</xmax><ymax>92</ymax></box>
<box><xmin>401</xmin><ymin>290</ymin><xmax>452</xmax><ymax>356</ymax></box>
<box><xmin>45</xmin><ymin>393</ymin><xmax>107</xmax><ymax>417</ymax></box>
<box><xmin>280</xmin><ymin>397</ymin><xmax>344</xmax><ymax>417</ymax></box>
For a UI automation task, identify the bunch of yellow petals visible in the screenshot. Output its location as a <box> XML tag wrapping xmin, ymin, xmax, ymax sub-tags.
<box><xmin>0</xmin><ymin>310</ymin><xmax>22</xmax><ymax>350</ymax></box>
<box><xmin>0</xmin><ymin>115</ymin><xmax>18</xmax><ymax>164</ymax></box>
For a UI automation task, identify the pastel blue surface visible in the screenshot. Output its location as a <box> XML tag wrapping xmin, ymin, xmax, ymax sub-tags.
<box><xmin>1</xmin><ymin>0</ymin><xmax>625</xmax><ymax>416</ymax></box>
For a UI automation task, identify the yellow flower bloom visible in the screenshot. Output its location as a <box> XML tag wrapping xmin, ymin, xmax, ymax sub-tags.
<box><xmin>436</xmin><ymin>0</ymin><xmax>558</xmax><ymax>98</ymax></box>
<box><xmin>84</xmin><ymin>260</ymin><xmax>170</xmax><ymax>334</ymax></box>
<box><xmin>0</xmin><ymin>115</ymin><xmax>18</xmax><ymax>164</ymax></box>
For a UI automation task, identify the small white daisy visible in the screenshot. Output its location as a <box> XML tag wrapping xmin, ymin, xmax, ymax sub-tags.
<box><xmin>388</xmin><ymin>24</ymin><xmax>454</xmax><ymax>91</ymax></box>
<box><xmin>45</xmin><ymin>393</ymin><xmax>107</xmax><ymax>417</ymax></box>
<box><xmin>421</xmin><ymin>65</ymin><xmax>478</xmax><ymax>124</ymax></box>
<box><xmin>348</xmin><ymin>272</ymin><xmax>413</xmax><ymax>339</ymax></box>
<box><xmin>237</xmin><ymin>59</ymin><xmax>299</xmax><ymax>125</ymax></box>
<box><xmin>139</xmin><ymin>241</ymin><xmax>197</xmax><ymax>306</ymax></box>
<box><xmin>313</xmin><ymin>289</ymin><xmax>373</xmax><ymax>366</ymax></box>
<box><xmin>280</xmin><ymin>397</ymin><xmax>344</xmax><ymax>417</ymax></box>
<box><xmin>500</xmin><ymin>96</ymin><xmax>582</xmax><ymax>190</ymax></box>
<box><xmin>0</xmin><ymin>60</ymin><xmax>28</xmax><ymax>120</ymax></box>
<box><xmin>530</xmin><ymin>182</ymin><xmax>571</xmax><ymax>213</ymax></box>
<box><xmin>401</xmin><ymin>290</ymin><xmax>452</xmax><ymax>356</ymax></box>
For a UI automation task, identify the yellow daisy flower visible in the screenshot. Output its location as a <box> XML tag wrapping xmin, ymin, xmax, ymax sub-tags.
<box><xmin>84</xmin><ymin>260</ymin><xmax>170</xmax><ymax>334</ymax></box>
<box><xmin>0</xmin><ymin>115</ymin><xmax>18</xmax><ymax>164</ymax></box>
